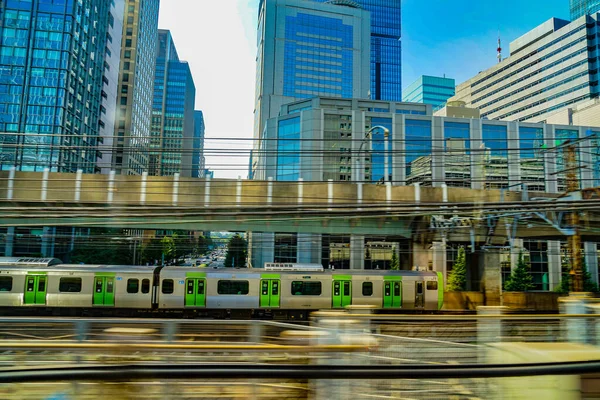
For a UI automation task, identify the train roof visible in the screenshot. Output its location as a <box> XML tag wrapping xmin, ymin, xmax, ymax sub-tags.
<box><xmin>0</xmin><ymin>264</ymin><xmax>158</xmax><ymax>273</ymax></box>
<box><xmin>160</xmin><ymin>266</ymin><xmax>438</xmax><ymax>276</ymax></box>
<box><xmin>0</xmin><ymin>257</ymin><xmax>62</xmax><ymax>267</ymax></box>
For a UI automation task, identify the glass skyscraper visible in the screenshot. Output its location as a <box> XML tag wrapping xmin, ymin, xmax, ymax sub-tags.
<box><xmin>111</xmin><ymin>0</ymin><xmax>160</xmax><ymax>175</ymax></box>
<box><xmin>312</xmin><ymin>0</ymin><xmax>402</xmax><ymax>101</ymax></box>
<box><xmin>253</xmin><ymin>0</ymin><xmax>371</xmax><ymax>177</ymax></box>
<box><xmin>403</xmin><ymin>75</ymin><xmax>456</xmax><ymax>108</ymax></box>
<box><xmin>0</xmin><ymin>0</ymin><xmax>115</xmax><ymax>173</ymax></box>
<box><xmin>570</xmin><ymin>0</ymin><xmax>600</xmax><ymax>19</ymax></box>
<box><xmin>150</xmin><ymin>30</ymin><xmax>196</xmax><ymax>177</ymax></box>
<box><xmin>192</xmin><ymin>110</ymin><xmax>205</xmax><ymax>178</ymax></box>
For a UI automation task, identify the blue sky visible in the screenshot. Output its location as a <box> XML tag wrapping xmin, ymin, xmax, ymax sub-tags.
<box><xmin>159</xmin><ymin>0</ymin><xmax>572</xmax><ymax>178</ymax></box>
<box><xmin>402</xmin><ymin>0</ymin><xmax>570</xmax><ymax>87</ymax></box>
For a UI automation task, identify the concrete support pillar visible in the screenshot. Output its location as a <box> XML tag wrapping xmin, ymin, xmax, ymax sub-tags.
<box><xmin>4</xmin><ymin>227</ymin><xmax>15</xmax><ymax>257</ymax></box>
<box><xmin>250</xmin><ymin>232</ymin><xmax>275</xmax><ymax>268</ymax></box>
<box><xmin>411</xmin><ymin>241</ymin><xmax>431</xmax><ymax>271</ymax></box>
<box><xmin>548</xmin><ymin>240</ymin><xmax>562</xmax><ymax>290</ymax></box>
<box><xmin>479</xmin><ymin>250</ymin><xmax>503</xmax><ymax>306</ymax></box>
<box><xmin>510</xmin><ymin>238</ymin><xmax>524</xmax><ymax>272</ymax></box>
<box><xmin>431</xmin><ymin>241</ymin><xmax>446</xmax><ymax>274</ymax></box>
<box><xmin>584</xmin><ymin>242</ymin><xmax>599</xmax><ymax>285</ymax></box>
<box><xmin>350</xmin><ymin>235</ymin><xmax>364</xmax><ymax>270</ymax></box>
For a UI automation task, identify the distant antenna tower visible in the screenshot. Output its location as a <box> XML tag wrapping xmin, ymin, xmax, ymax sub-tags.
<box><xmin>497</xmin><ymin>33</ymin><xmax>502</xmax><ymax>63</ymax></box>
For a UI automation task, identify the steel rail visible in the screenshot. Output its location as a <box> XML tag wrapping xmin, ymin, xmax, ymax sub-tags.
<box><xmin>2</xmin><ymin>361</ymin><xmax>600</xmax><ymax>383</ymax></box>
<box><xmin>0</xmin><ymin>342</ymin><xmax>369</xmax><ymax>352</ymax></box>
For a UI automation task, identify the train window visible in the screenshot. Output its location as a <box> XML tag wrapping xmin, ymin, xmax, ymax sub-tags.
<box><xmin>0</xmin><ymin>277</ymin><xmax>12</xmax><ymax>292</ymax></box>
<box><xmin>127</xmin><ymin>279</ymin><xmax>139</xmax><ymax>294</ymax></box>
<box><xmin>59</xmin><ymin>278</ymin><xmax>82</xmax><ymax>293</ymax></box>
<box><xmin>141</xmin><ymin>279</ymin><xmax>150</xmax><ymax>294</ymax></box>
<box><xmin>362</xmin><ymin>282</ymin><xmax>373</xmax><ymax>296</ymax></box>
<box><xmin>162</xmin><ymin>279</ymin><xmax>174</xmax><ymax>294</ymax></box>
<box><xmin>393</xmin><ymin>282</ymin><xmax>400</xmax><ymax>297</ymax></box>
<box><xmin>427</xmin><ymin>281</ymin><xmax>438</xmax><ymax>290</ymax></box>
<box><xmin>198</xmin><ymin>280</ymin><xmax>204</xmax><ymax>295</ymax></box>
<box><xmin>291</xmin><ymin>281</ymin><xmax>322</xmax><ymax>296</ymax></box>
<box><xmin>107</xmin><ymin>280</ymin><xmax>114</xmax><ymax>293</ymax></box>
<box><xmin>217</xmin><ymin>280</ymin><xmax>249</xmax><ymax>295</ymax></box>
<box><xmin>38</xmin><ymin>277</ymin><xmax>46</xmax><ymax>292</ymax></box>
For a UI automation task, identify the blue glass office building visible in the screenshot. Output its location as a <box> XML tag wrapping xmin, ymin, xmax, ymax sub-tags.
<box><xmin>312</xmin><ymin>0</ymin><xmax>402</xmax><ymax>101</ymax></box>
<box><xmin>570</xmin><ymin>0</ymin><xmax>600</xmax><ymax>19</ymax></box>
<box><xmin>403</xmin><ymin>75</ymin><xmax>455</xmax><ymax>109</ymax></box>
<box><xmin>150</xmin><ymin>30</ymin><xmax>196</xmax><ymax>177</ymax></box>
<box><xmin>192</xmin><ymin>110</ymin><xmax>205</xmax><ymax>178</ymax></box>
<box><xmin>0</xmin><ymin>0</ymin><xmax>114</xmax><ymax>173</ymax></box>
<box><xmin>253</xmin><ymin>0</ymin><xmax>371</xmax><ymax>177</ymax></box>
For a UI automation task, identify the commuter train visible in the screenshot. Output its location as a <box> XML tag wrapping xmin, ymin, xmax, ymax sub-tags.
<box><xmin>0</xmin><ymin>258</ymin><xmax>443</xmax><ymax>318</ymax></box>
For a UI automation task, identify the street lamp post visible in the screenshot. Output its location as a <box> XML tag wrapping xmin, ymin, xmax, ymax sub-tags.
<box><xmin>354</xmin><ymin>126</ymin><xmax>390</xmax><ymax>183</ymax></box>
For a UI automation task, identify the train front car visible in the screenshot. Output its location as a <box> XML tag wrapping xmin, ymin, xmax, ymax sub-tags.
<box><xmin>0</xmin><ymin>259</ymin><xmax>157</xmax><ymax>316</ymax></box>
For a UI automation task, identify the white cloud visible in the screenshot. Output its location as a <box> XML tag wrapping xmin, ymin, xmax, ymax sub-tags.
<box><xmin>159</xmin><ymin>0</ymin><xmax>258</xmax><ymax>178</ymax></box>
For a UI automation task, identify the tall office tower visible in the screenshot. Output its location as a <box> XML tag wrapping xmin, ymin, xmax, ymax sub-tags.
<box><xmin>0</xmin><ymin>0</ymin><xmax>116</xmax><ymax>173</ymax></box>
<box><xmin>571</xmin><ymin>0</ymin><xmax>600</xmax><ymax>19</ymax></box>
<box><xmin>253</xmin><ymin>0</ymin><xmax>371</xmax><ymax>178</ymax></box>
<box><xmin>403</xmin><ymin>75</ymin><xmax>455</xmax><ymax>108</ymax></box>
<box><xmin>111</xmin><ymin>0</ymin><xmax>160</xmax><ymax>175</ymax></box>
<box><xmin>150</xmin><ymin>30</ymin><xmax>196</xmax><ymax>177</ymax></box>
<box><xmin>312</xmin><ymin>0</ymin><xmax>402</xmax><ymax>101</ymax></box>
<box><xmin>449</xmin><ymin>17</ymin><xmax>600</xmax><ymax>123</ymax></box>
<box><xmin>99</xmin><ymin>0</ymin><xmax>125</xmax><ymax>174</ymax></box>
<box><xmin>192</xmin><ymin>110</ymin><xmax>206</xmax><ymax>178</ymax></box>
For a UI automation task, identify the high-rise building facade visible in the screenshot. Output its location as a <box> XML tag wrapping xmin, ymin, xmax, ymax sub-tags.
<box><xmin>448</xmin><ymin>16</ymin><xmax>600</xmax><ymax>123</ymax></box>
<box><xmin>403</xmin><ymin>75</ymin><xmax>455</xmax><ymax>108</ymax></box>
<box><xmin>311</xmin><ymin>0</ymin><xmax>402</xmax><ymax>101</ymax></box>
<box><xmin>192</xmin><ymin>110</ymin><xmax>205</xmax><ymax>178</ymax></box>
<box><xmin>253</xmin><ymin>0</ymin><xmax>371</xmax><ymax>177</ymax></box>
<box><xmin>0</xmin><ymin>0</ymin><xmax>116</xmax><ymax>173</ymax></box>
<box><xmin>570</xmin><ymin>0</ymin><xmax>600</xmax><ymax>19</ymax></box>
<box><xmin>150</xmin><ymin>30</ymin><xmax>196</xmax><ymax>177</ymax></box>
<box><xmin>255</xmin><ymin>96</ymin><xmax>600</xmax><ymax>290</ymax></box>
<box><xmin>99</xmin><ymin>0</ymin><xmax>125</xmax><ymax>175</ymax></box>
<box><xmin>111</xmin><ymin>0</ymin><xmax>160</xmax><ymax>175</ymax></box>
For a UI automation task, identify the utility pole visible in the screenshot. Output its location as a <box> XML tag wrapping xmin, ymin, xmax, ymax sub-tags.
<box><xmin>564</xmin><ymin>144</ymin><xmax>583</xmax><ymax>292</ymax></box>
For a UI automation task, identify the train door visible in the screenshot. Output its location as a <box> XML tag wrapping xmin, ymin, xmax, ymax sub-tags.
<box><xmin>415</xmin><ymin>281</ymin><xmax>425</xmax><ymax>308</ymax></box>
<box><xmin>260</xmin><ymin>279</ymin><xmax>280</xmax><ymax>308</ymax></box>
<box><xmin>383</xmin><ymin>279</ymin><xmax>401</xmax><ymax>309</ymax></box>
<box><xmin>24</xmin><ymin>274</ymin><xmax>47</xmax><ymax>305</ymax></box>
<box><xmin>93</xmin><ymin>275</ymin><xmax>115</xmax><ymax>306</ymax></box>
<box><xmin>332</xmin><ymin>277</ymin><xmax>352</xmax><ymax>308</ymax></box>
<box><xmin>185</xmin><ymin>278</ymin><xmax>206</xmax><ymax>307</ymax></box>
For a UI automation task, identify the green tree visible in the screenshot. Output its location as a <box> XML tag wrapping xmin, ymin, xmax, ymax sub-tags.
<box><xmin>224</xmin><ymin>234</ymin><xmax>247</xmax><ymax>268</ymax></box>
<box><xmin>161</xmin><ymin>236</ymin><xmax>177</xmax><ymax>262</ymax></box>
<box><xmin>68</xmin><ymin>228</ymin><xmax>133</xmax><ymax>264</ymax></box>
<box><xmin>555</xmin><ymin>255</ymin><xmax>599</xmax><ymax>294</ymax></box>
<box><xmin>504</xmin><ymin>251</ymin><xmax>535</xmax><ymax>291</ymax></box>
<box><xmin>140</xmin><ymin>238</ymin><xmax>163</xmax><ymax>265</ymax></box>
<box><xmin>390</xmin><ymin>246</ymin><xmax>399</xmax><ymax>270</ymax></box>
<box><xmin>447</xmin><ymin>246</ymin><xmax>467</xmax><ymax>291</ymax></box>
